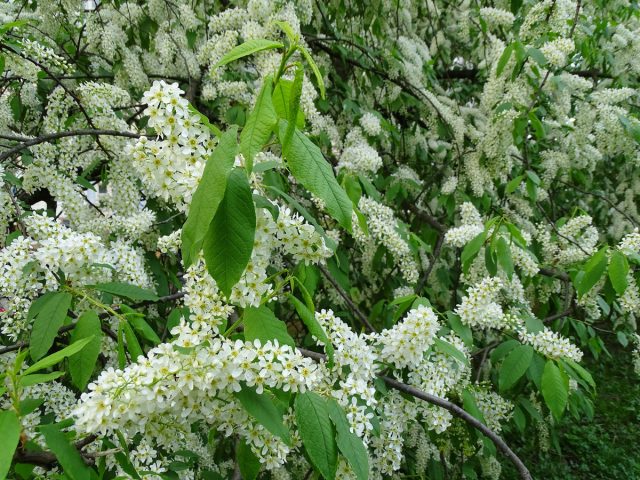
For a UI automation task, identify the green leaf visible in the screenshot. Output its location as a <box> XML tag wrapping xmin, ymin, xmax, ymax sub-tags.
<box><xmin>541</xmin><ymin>360</ymin><xmax>569</xmax><ymax>420</ymax></box>
<box><xmin>241</xmin><ymin>80</ymin><xmax>277</xmax><ymax>173</ymax></box>
<box><xmin>92</xmin><ymin>282</ymin><xmax>158</xmax><ymax>302</ymax></box>
<box><xmin>202</xmin><ymin>168</ymin><xmax>256</xmax><ymax>297</ymax></box>
<box><xmin>122</xmin><ymin>321</ymin><xmax>144</xmax><ymax>361</ymax></box>
<box><xmin>289</xmin><ymin>295</ymin><xmax>334</xmax><ymax>367</ymax></box>
<box><xmin>462</xmin><ymin>390</ymin><xmax>486</xmax><ymax>424</ymax></box>
<box><xmin>434</xmin><ymin>338</ymin><xmax>469</xmax><ymax>366</ymax></box>
<box><xmin>461</xmin><ymin>231</ymin><xmax>486</xmax><ymax>273</ymax></box>
<box><xmin>243</xmin><ymin>306</ymin><xmax>295</xmax><ymax>347</ymax></box>
<box><xmin>275</xmin><ymin>20</ymin><xmax>298</xmax><ymax>43</ymax></box>
<box><xmin>496</xmin><ymin>236</ymin><xmax>514</xmax><ymax>279</ymax></box>
<box><xmin>215</xmin><ymin>39</ymin><xmax>284</xmax><ymax>68</ymax></box>
<box><xmin>327</xmin><ymin>399</ymin><xmax>369</xmax><ymax>480</ymax></box>
<box><xmin>0</xmin><ymin>410</ymin><xmax>21</xmax><ymax>479</ymax></box>
<box><xmin>527</xmin><ymin>47</ymin><xmax>548</xmax><ymax>66</ymax></box>
<box><xmin>279</xmin><ymin>122</ymin><xmax>352</xmax><ymax>231</ymax></box>
<box><xmin>69</xmin><ymin>311</ymin><xmax>103</xmax><ymax>390</ymax></box>
<box><xmin>496</xmin><ymin>44</ymin><xmax>514</xmax><ymax>76</ymax></box>
<box><xmin>19</xmin><ymin>371</ymin><xmax>64</xmax><ymax>387</ymax></box>
<box><xmin>29</xmin><ymin>292</ymin><xmax>72</xmax><ymax>361</ymax></box>
<box><xmin>272</xmin><ymin>79</ymin><xmax>305</xmax><ymax>129</ymax></box>
<box><xmin>39</xmin><ymin>424</ymin><xmax>92</xmax><ymax>480</ymax></box>
<box><xmin>282</xmin><ymin>66</ymin><xmax>304</xmax><ymax>151</ymax></box>
<box><xmin>499</xmin><ymin>344</ymin><xmax>533</xmax><ymax>391</ymax></box>
<box><xmin>608</xmin><ymin>251</ymin><xmax>629</xmax><ymax>295</ymax></box>
<box><xmin>577</xmin><ymin>246</ymin><xmax>608</xmax><ymax>297</ymax></box>
<box><xmin>25</xmin><ymin>336</ymin><xmax>95</xmax><ymax>375</ymax></box>
<box><xmin>182</xmin><ymin>127</ymin><xmax>238</xmax><ymax>266</ymax></box>
<box><xmin>505</xmin><ymin>175</ymin><xmax>523</xmax><ymax>194</ymax></box>
<box><xmin>295</xmin><ymin>392</ymin><xmax>337</xmax><ymax>480</ymax></box>
<box><xmin>528</xmin><ymin>111</ymin><xmax>545</xmax><ymax>139</ymax></box>
<box><xmin>236</xmin><ymin>440</ymin><xmax>261</xmax><ymax>480</ymax></box>
<box><xmin>298</xmin><ymin>44</ymin><xmax>326</xmax><ymax>99</ymax></box>
<box><xmin>234</xmin><ymin>386</ymin><xmax>291</xmax><ymax>445</ymax></box>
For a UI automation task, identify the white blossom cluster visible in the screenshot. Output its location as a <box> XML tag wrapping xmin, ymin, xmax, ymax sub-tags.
<box><xmin>519</xmin><ymin>327</ymin><xmax>584</xmax><ymax>362</ymax></box>
<box><xmin>444</xmin><ymin>202</ymin><xmax>484</xmax><ymax>247</ymax></box>
<box><xmin>355</xmin><ymin>196</ymin><xmax>419</xmax><ymax>284</ymax></box>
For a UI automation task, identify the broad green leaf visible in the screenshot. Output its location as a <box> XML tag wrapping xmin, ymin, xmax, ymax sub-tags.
<box><xmin>577</xmin><ymin>246</ymin><xmax>608</xmax><ymax>297</ymax></box>
<box><xmin>30</xmin><ymin>292</ymin><xmax>72</xmax><ymax>361</ymax></box>
<box><xmin>282</xmin><ymin>66</ymin><xmax>304</xmax><ymax>150</ymax></box>
<box><xmin>69</xmin><ymin>311</ymin><xmax>103</xmax><ymax>390</ymax></box>
<box><xmin>241</xmin><ymin>80</ymin><xmax>277</xmax><ymax>173</ymax></box>
<box><xmin>243</xmin><ymin>306</ymin><xmax>295</xmax><ymax>347</ymax></box>
<box><xmin>122</xmin><ymin>321</ymin><xmax>144</xmax><ymax>361</ymax></box>
<box><xmin>20</xmin><ymin>371</ymin><xmax>64</xmax><ymax>387</ymax></box>
<box><xmin>461</xmin><ymin>231</ymin><xmax>486</xmax><ymax>273</ymax></box>
<box><xmin>279</xmin><ymin>121</ymin><xmax>352</xmax><ymax>231</ymax></box>
<box><xmin>563</xmin><ymin>358</ymin><xmax>596</xmax><ymax>389</ymax></box>
<box><xmin>182</xmin><ymin>127</ymin><xmax>238</xmax><ymax>267</ymax></box>
<box><xmin>496</xmin><ymin>44</ymin><xmax>513</xmax><ymax>76</ymax></box>
<box><xmin>289</xmin><ymin>295</ymin><xmax>334</xmax><ymax>367</ymax></box>
<box><xmin>272</xmin><ymin>79</ymin><xmax>305</xmax><ymax>128</ymax></box>
<box><xmin>505</xmin><ymin>175</ymin><xmax>523</xmax><ymax>194</ymax></box>
<box><xmin>126</xmin><ymin>312</ymin><xmax>161</xmax><ymax>345</ymax></box>
<box><xmin>92</xmin><ymin>282</ymin><xmax>158</xmax><ymax>302</ymax></box>
<box><xmin>25</xmin><ymin>336</ymin><xmax>94</xmax><ymax>375</ymax></box>
<box><xmin>434</xmin><ymin>338</ymin><xmax>469</xmax><ymax>366</ymax></box>
<box><xmin>298</xmin><ymin>44</ymin><xmax>326</xmax><ymax>99</ymax></box>
<box><xmin>327</xmin><ymin>399</ymin><xmax>369</xmax><ymax>480</ymax></box>
<box><xmin>215</xmin><ymin>39</ymin><xmax>284</xmax><ymax>68</ymax></box>
<box><xmin>608</xmin><ymin>250</ymin><xmax>629</xmax><ymax>295</ymax></box>
<box><xmin>0</xmin><ymin>410</ymin><xmax>21</xmax><ymax>479</ymax></box>
<box><xmin>541</xmin><ymin>360</ymin><xmax>569</xmax><ymax>420</ymax></box>
<box><xmin>295</xmin><ymin>392</ymin><xmax>337</xmax><ymax>480</ymax></box>
<box><xmin>496</xmin><ymin>237</ymin><xmax>514</xmax><ymax>279</ymax></box>
<box><xmin>39</xmin><ymin>424</ymin><xmax>92</xmax><ymax>480</ymax></box>
<box><xmin>499</xmin><ymin>344</ymin><xmax>533</xmax><ymax>391</ymax></box>
<box><xmin>234</xmin><ymin>386</ymin><xmax>291</xmax><ymax>445</ymax></box>
<box><xmin>462</xmin><ymin>389</ymin><xmax>486</xmax><ymax>424</ymax></box>
<box><xmin>237</xmin><ymin>440</ymin><xmax>261</xmax><ymax>480</ymax></box>
<box><xmin>202</xmin><ymin>168</ymin><xmax>256</xmax><ymax>297</ymax></box>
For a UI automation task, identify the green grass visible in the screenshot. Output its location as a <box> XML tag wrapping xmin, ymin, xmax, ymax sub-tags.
<box><xmin>504</xmin><ymin>342</ymin><xmax>640</xmax><ymax>479</ymax></box>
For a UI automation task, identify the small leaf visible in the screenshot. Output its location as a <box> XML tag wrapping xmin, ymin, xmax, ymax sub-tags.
<box><xmin>289</xmin><ymin>295</ymin><xmax>334</xmax><ymax>367</ymax></box>
<box><xmin>496</xmin><ymin>236</ymin><xmax>514</xmax><ymax>279</ymax></box>
<box><xmin>40</xmin><ymin>424</ymin><xmax>92</xmax><ymax>480</ymax></box>
<box><xmin>215</xmin><ymin>39</ymin><xmax>284</xmax><ymax>68</ymax></box>
<box><xmin>122</xmin><ymin>321</ymin><xmax>144</xmax><ymax>361</ymax></box>
<box><xmin>29</xmin><ymin>292</ymin><xmax>72</xmax><ymax>361</ymax></box>
<box><xmin>0</xmin><ymin>410</ymin><xmax>21</xmax><ymax>480</ymax></box>
<box><xmin>505</xmin><ymin>175</ymin><xmax>523</xmax><ymax>194</ymax></box>
<box><xmin>182</xmin><ymin>127</ymin><xmax>238</xmax><ymax>266</ymax></box>
<box><xmin>202</xmin><ymin>168</ymin><xmax>256</xmax><ymax>297</ymax></box>
<box><xmin>234</xmin><ymin>386</ymin><xmax>291</xmax><ymax>445</ymax></box>
<box><xmin>295</xmin><ymin>392</ymin><xmax>338</xmax><ymax>480</ymax></box>
<box><xmin>434</xmin><ymin>338</ymin><xmax>469</xmax><ymax>366</ymax></box>
<box><xmin>20</xmin><ymin>371</ymin><xmax>64</xmax><ymax>387</ymax></box>
<box><xmin>499</xmin><ymin>344</ymin><xmax>533</xmax><ymax>391</ymax></box>
<box><xmin>528</xmin><ymin>111</ymin><xmax>545</xmax><ymax>139</ymax></box>
<box><xmin>281</xmin><ymin>66</ymin><xmax>304</xmax><ymax>150</ymax></box>
<box><xmin>24</xmin><ymin>336</ymin><xmax>94</xmax><ymax>375</ymax></box>
<box><xmin>496</xmin><ymin>44</ymin><xmax>514</xmax><ymax>76</ymax></box>
<box><xmin>236</xmin><ymin>440</ymin><xmax>261</xmax><ymax>480</ymax></box>
<box><xmin>577</xmin><ymin>246</ymin><xmax>608</xmax><ymax>297</ymax></box>
<box><xmin>327</xmin><ymin>399</ymin><xmax>369</xmax><ymax>480</ymax></box>
<box><xmin>298</xmin><ymin>44</ymin><xmax>326</xmax><ymax>99</ymax></box>
<box><xmin>92</xmin><ymin>282</ymin><xmax>159</xmax><ymax>302</ymax></box>
<box><xmin>462</xmin><ymin>389</ymin><xmax>486</xmax><ymax>424</ymax></box>
<box><xmin>69</xmin><ymin>311</ymin><xmax>103</xmax><ymax>390</ymax></box>
<box><xmin>272</xmin><ymin>79</ymin><xmax>305</xmax><ymax>128</ymax></box>
<box><xmin>608</xmin><ymin>250</ymin><xmax>629</xmax><ymax>295</ymax></box>
<box><xmin>541</xmin><ymin>360</ymin><xmax>569</xmax><ymax>420</ymax></box>
<box><xmin>279</xmin><ymin>122</ymin><xmax>352</xmax><ymax>232</ymax></box>
<box><xmin>243</xmin><ymin>306</ymin><xmax>295</xmax><ymax>347</ymax></box>
<box><xmin>527</xmin><ymin>47</ymin><xmax>548</xmax><ymax>66</ymax></box>
<box><xmin>461</xmin><ymin>231</ymin><xmax>486</xmax><ymax>273</ymax></box>
<box><xmin>241</xmin><ymin>80</ymin><xmax>277</xmax><ymax>173</ymax></box>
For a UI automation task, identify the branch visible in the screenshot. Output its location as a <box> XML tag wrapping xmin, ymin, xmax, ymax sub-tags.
<box><xmin>13</xmin><ymin>435</ymin><xmax>97</xmax><ymax>468</ymax></box>
<box><xmin>318</xmin><ymin>264</ymin><xmax>376</xmax><ymax>332</ymax></box>
<box><xmin>0</xmin><ymin>129</ymin><xmax>140</xmax><ymax>163</ymax></box>
<box><xmin>298</xmin><ymin>348</ymin><xmax>532</xmax><ymax>480</ymax></box>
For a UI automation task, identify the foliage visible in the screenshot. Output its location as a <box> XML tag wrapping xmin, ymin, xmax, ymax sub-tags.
<box><xmin>0</xmin><ymin>0</ymin><xmax>639</xmax><ymax>479</ymax></box>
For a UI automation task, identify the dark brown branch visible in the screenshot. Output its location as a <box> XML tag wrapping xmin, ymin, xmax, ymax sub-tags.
<box><xmin>0</xmin><ymin>129</ymin><xmax>140</xmax><ymax>163</ymax></box>
<box><xmin>13</xmin><ymin>435</ymin><xmax>97</xmax><ymax>468</ymax></box>
<box><xmin>318</xmin><ymin>264</ymin><xmax>375</xmax><ymax>332</ymax></box>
